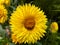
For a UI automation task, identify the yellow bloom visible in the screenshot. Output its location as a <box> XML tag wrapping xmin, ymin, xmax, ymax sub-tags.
<box><xmin>10</xmin><ymin>4</ymin><xmax>47</xmax><ymax>44</ymax></box>
<box><xmin>0</xmin><ymin>0</ymin><xmax>4</xmax><ymax>4</ymax></box>
<box><xmin>0</xmin><ymin>5</ymin><xmax>8</xmax><ymax>23</ymax></box>
<box><xmin>0</xmin><ymin>0</ymin><xmax>10</xmax><ymax>6</ymax></box>
<box><xmin>50</xmin><ymin>22</ymin><xmax>58</xmax><ymax>33</ymax></box>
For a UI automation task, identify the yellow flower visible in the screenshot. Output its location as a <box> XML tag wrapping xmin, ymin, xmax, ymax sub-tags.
<box><xmin>0</xmin><ymin>0</ymin><xmax>4</xmax><ymax>4</ymax></box>
<box><xmin>0</xmin><ymin>0</ymin><xmax>10</xmax><ymax>6</ymax></box>
<box><xmin>50</xmin><ymin>22</ymin><xmax>58</xmax><ymax>33</ymax></box>
<box><xmin>0</xmin><ymin>5</ymin><xmax>8</xmax><ymax>23</ymax></box>
<box><xmin>10</xmin><ymin>4</ymin><xmax>48</xmax><ymax>44</ymax></box>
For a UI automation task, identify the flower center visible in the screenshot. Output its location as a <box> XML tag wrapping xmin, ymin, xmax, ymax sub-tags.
<box><xmin>24</xmin><ymin>17</ymin><xmax>35</xmax><ymax>30</ymax></box>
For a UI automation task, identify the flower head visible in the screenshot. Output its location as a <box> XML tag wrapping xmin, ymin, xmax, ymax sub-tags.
<box><xmin>0</xmin><ymin>5</ymin><xmax>8</xmax><ymax>23</ymax></box>
<box><xmin>50</xmin><ymin>22</ymin><xmax>58</xmax><ymax>33</ymax></box>
<box><xmin>10</xmin><ymin>4</ymin><xmax>47</xmax><ymax>44</ymax></box>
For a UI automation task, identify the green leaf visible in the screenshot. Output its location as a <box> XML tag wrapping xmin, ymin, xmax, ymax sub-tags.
<box><xmin>34</xmin><ymin>42</ymin><xmax>42</xmax><ymax>45</ymax></box>
<box><xmin>56</xmin><ymin>37</ymin><xmax>60</xmax><ymax>40</ymax></box>
<box><xmin>8</xmin><ymin>42</ymin><xmax>15</xmax><ymax>45</ymax></box>
<box><xmin>37</xmin><ymin>42</ymin><xmax>42</xmax><ymax>45</ymax></box>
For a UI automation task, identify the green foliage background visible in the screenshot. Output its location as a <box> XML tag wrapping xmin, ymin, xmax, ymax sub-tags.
<box><xmin>0</xmin><ymin>0</ymin><xmax>60</xmax><ymax>45</ymax></box>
